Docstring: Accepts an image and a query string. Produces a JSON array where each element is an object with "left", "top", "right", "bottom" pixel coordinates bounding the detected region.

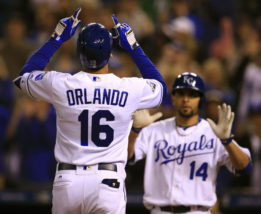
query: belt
[
  {"left": 58, "top": 163, "right": 117, "bottom": 172},
  {"left": 160, "top": 205, "right": 209, "bottom": 213}
]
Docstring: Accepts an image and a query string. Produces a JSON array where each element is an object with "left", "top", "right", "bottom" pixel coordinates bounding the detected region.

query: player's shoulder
[
  {"left": 30, "top": 70, "right": 68, "bottom": 78},
  {"left": 121, "top": 76, "right": 143, "bottom": 83}
]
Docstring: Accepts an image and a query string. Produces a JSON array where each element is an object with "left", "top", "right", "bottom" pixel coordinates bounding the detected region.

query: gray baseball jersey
[
  {"left": 18, "top": 70, "right": 163, "bottom": 169},
  {"left": 133, "top": 117, "right": 251, "bottom": 210}
]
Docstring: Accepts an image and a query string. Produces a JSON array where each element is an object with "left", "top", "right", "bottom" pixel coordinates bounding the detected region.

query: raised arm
[
  {"left": 111, "top": 15, "right": 168, "bottom": 100},
  {"left": 207, "top": 103, "right": 252, "bottom": 173},
  {"left": 19, "top": 8, "right": 82, "bottom": 76},
  {"left": 128, "top": 109, "right": 162, "bottom": 160}
]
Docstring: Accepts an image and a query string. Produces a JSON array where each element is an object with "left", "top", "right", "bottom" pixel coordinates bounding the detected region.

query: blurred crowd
[{"left": 0, "top": 0, "right": 261, "bottom": 204}]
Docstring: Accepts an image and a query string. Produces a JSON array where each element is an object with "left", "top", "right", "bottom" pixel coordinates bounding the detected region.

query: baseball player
[
  {"left": 128, "top": 72, "right": 252, "bottom": 214},
  {"left": 13, "top": 9, "right": 167, "bottom": 214}
]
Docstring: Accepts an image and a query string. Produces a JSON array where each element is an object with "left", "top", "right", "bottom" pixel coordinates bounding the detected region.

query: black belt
[
  {"left": 58, "top": 163, "right": 117, "bottom": 172},
  {"left": 160, "top": 205, "right": 209, "bottom": 213}
]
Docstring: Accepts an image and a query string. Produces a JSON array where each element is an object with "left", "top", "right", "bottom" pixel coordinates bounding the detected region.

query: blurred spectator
[
  {"left": 78, "top": 0, "right": 103, "bottom": 25},
  {"left": 3, "top": 96, "right": 56, "bottom": 189},
  {"left": 0, "top": 56, "right": 14, "bottom": 189},
  {"left": 246, "top": 106, "right": 261, "bottom": 192},
  {"left": 156, "top": 40, "right": 201, "bottom": 117},
  {"left": 209, "top": 17, "right": 236, "bottom": 61},
  {"left": 51, "top": 53, "right": 79, "bottom": 74},
  {"left": 229, "top": 17, "right": 261, "bottom": 109},
  {"left": 0, "top": 14, "right": 33, "bottom": 80},
  {"left": 0, "top": 56, "right": 14, "bottom": 144},
  {"left": 109, "top": 53, "right": 137, "bottom": 78},
  {"left": 160, "top": 0, "right": 204, "bottom": 60},
  {"left": 202, "top": 57, "right": 235, "bottom": 107},
  {"left": 115, "top": 0, "right": 155, "bottom": 54},
  {"left": 56, "top": 0, "right": 75, "bottom": 17},
  {"left": 30, "top": 2, "right": 58, "bottom": 44},
  {"left": 162, "top": 15, "right": 198, "bottom": 59},
  {"left": 237, "top": 50, "right": 261, "bottom": 125}
]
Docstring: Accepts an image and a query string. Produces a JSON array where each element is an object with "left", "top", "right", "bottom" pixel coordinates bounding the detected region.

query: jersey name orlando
[{"left": 66, "top": 88, "right": 128, "bottom": 107}]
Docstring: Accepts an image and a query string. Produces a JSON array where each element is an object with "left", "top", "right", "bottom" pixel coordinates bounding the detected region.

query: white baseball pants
[{"left": 52, "top": 163, "right": 126, "bottom": 214}]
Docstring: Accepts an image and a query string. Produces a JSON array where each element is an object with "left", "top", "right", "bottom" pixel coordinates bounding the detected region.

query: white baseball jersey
[
  {"left": 18, "top": 70, "right": 163, "bottom": 169},
  {"left": 133, "top": 117, "right": 251, "bottom": 210}
]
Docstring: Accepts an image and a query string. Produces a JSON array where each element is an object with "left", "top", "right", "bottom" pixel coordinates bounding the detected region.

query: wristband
[
  {"left": 131, "top": 127, "right": 142, "bottom": 133},
  {"left": 221, "top": 135, "right": 234, "bottom": 145}
]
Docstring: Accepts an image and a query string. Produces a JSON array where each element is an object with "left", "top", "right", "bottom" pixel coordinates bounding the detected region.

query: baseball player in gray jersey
[
  {"left": 128, "top": 72, "right": 252, "bottom": 214},
  {"left": 13, "top": 9, "right": 167, "bottom": 214}
]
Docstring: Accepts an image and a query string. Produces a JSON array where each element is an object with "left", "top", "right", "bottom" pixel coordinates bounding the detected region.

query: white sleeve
[
  {"left": 19, "top": 70, "right": 56, "bottom": 102},
  {"left": 134, "top": 127, "right": 150, "bottom": 162},
  {"left": 216, "top": 139, "right": 251, "bottom": 174},
  {"left": 136, "top": 78, "right": 163, "bottom": 109}
]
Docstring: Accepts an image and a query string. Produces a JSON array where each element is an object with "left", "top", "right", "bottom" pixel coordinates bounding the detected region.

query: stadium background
[{"left": 0, "top": 0, "right": 261, "bottom": 213}]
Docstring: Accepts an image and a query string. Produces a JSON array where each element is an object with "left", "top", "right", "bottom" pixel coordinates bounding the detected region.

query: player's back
[{"left": 47, "top": 71, "right": 163, "bottom": 166}]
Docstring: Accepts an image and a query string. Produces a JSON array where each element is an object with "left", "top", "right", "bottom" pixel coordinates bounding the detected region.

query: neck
[
  {"left": 84, "top": 64, "right": 109, "bottom": 74},
  {"left": 176, "top": 114, "right": 199, "bottom": 127}
]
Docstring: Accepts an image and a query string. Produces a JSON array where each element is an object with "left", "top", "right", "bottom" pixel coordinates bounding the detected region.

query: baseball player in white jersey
[
  {"left": 128, "top": 72, "right": 252, "bottom": 214},
  {"left": 13, "top": 9, "right": 168, "bottom": 214}
]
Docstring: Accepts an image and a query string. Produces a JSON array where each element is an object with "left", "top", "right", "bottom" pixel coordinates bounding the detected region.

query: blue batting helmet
[
  {"left": 172, "top": 72, "right": 205, "bottom": 96},
  {"left": 77, "top": 23, "right": 113, "bottom": 70}
]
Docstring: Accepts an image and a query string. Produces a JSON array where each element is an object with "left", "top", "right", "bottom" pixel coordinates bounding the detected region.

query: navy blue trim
[
  {"left": 130, "top": 47, "right": 168, "bottom": 101},
  {"left": 131, "top": 127, "right": 142, "bottom": 133},
  {"left": 221, "top": 136, "right": 234, "bottom": 145},
  {"left": 19, "top": 38, "right": 62, "bottom": 76},
  {"left": 179, "top": 118, "right": 202, "bottom": 130}
]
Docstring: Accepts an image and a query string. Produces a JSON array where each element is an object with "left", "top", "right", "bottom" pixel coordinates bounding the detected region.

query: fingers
[
  {"left": 112, "top": 14, "right": 120, "bottom": 27},
  {"left": 206, "top": 118, "right": 216, "bottom": 130},
  {"left": 218, "top": 103, "right": 234, "bottom": 121},
  {"left": 73, "top": 8, "right": 81, "bottom": 19},
  {"left": 226, "top": 104, "right": 231, "bottom": 120},
  {"left": 151, "top": 112, "right": 163, "bottom": 122},
  {"left": 229, "top": 112, "right": 235, "bottom": 124},
  {"left": 71, "top": 20, "right": 82, "bottom": 33}
]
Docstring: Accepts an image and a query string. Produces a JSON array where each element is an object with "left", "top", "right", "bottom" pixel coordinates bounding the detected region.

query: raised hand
[
  {"left": 207, "top": 103, "right": 235, "bottom": 141},
  {"left": 133, "top": 109, "right": 163, "bottom": 129},
  {"left": 111, "top": 14, "right": 140, "bottom": 52},
  {"left": 52, "top": 8, "right": 82, "bottom": 43}
]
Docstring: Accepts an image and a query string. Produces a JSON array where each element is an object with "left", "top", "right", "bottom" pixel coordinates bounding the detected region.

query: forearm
[
  {"left": 130, "top": 47, "right": 168, "bottom": 99},
  {"left": 128, "top": 130, "right": 139, "bottom": 160},
  {"left": 20, "top": 38, "right": 62, "bottom": 76},
  {"left": 225, "top": 140, "right": 250, "bottom": 170}
]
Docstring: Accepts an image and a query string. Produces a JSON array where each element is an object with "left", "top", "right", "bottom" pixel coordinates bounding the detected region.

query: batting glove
[
  {"left": 133, "top": 109, "right": 163, "bottom": 129},
  {"left": 52, "top": 8, "right": 82, "bottom": 43},
  {"left": 111, "top": 14, "right": 140, "bottom": 52},
  {"left": 207, "top": 103, "right": 235, "bottom": 144}
]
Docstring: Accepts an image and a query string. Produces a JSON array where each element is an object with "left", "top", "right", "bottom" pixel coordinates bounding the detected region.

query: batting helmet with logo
[
  {"left": 172, "top": 72, "right": 205, "bottom": 96},
  {"left": 77, "top": 23, "right": 113, "bottom": 70}
]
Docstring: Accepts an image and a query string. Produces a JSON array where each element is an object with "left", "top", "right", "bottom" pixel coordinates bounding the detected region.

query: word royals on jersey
[
  {"left": 154, "top": 134, "right": 215, "bottom": 165},
  {"left": 66, "top": 88, "right": 129, "bottom": 107}
]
